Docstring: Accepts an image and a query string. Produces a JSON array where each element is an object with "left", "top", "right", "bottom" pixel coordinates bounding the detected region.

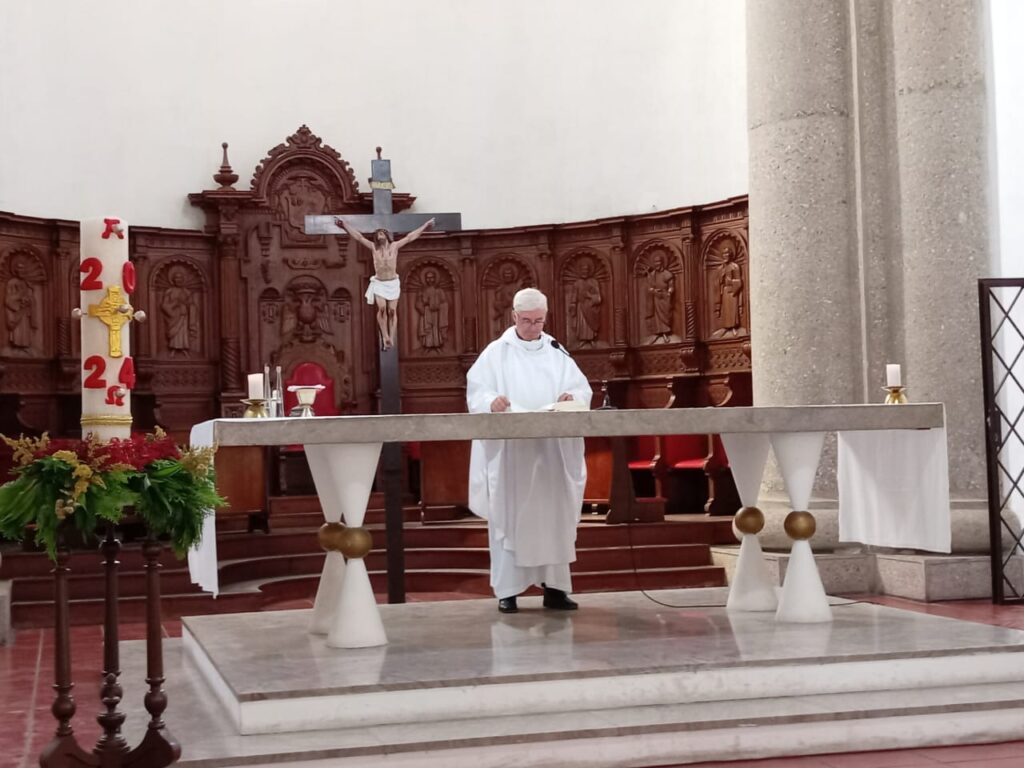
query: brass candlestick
[
  {"left": 241, "top": 398, "right": 269, "bottom": 418},
  {"left": 883, "top": 386, "right": 908, "bottom": 405}
]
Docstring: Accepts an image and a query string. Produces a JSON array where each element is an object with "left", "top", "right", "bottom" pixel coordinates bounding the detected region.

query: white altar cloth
[
  {"left": 187, "top": 419, "right": 220, "bottom": 595},
  {"left": 837, "top": 428, "right": 951, "bottom": 553}
]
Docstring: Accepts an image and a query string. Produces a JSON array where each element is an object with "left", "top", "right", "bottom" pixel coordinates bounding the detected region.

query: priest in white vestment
[{"left": 466, "top": 288, "right": 593, "bottom": 613}]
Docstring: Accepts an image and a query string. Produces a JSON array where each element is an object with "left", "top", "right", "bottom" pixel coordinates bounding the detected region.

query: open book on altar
[{"left": 508, "top": 399, "right": 589, "bottom": 413}]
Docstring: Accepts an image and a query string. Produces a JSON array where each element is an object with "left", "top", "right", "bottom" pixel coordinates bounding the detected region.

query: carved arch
[
  {"left": 152, "top": 257, "right": 207, "bottom": 358},
  {"left": 250, "top": 125, "right": 361, "bottom": 204},
  {"left": 701, "top": 230, "right": 748, "bottom": 340},
  {"left": 557, "top": 248, "right": 611, "bottom": 349},
  {"left": 0, "top": 246, "right": 47, "bottom": 356},
  {"left": 402, "top": 257, "right": 459, "bottom": 355},
  {"left": 631, "top": 239, "right": 683, "bottom": 346},
  {"left": 480, "top": 254, "right": 536, "bottom": 339}
]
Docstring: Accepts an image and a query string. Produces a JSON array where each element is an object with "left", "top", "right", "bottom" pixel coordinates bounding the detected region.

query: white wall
[
  {"left": 990, "top": 0, "right": 1024, "bottom": 278},
  {"left": 0, "top": 0, "right": 748, "bottom": 231}
]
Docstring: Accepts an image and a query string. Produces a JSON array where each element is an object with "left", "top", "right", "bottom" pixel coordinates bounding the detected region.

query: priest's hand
[
  {"left": 557, "top": 393, "right": 574, "bottom": 402},
  {"left": 490, "top": 395, "right": 511, "bottom": 412}
]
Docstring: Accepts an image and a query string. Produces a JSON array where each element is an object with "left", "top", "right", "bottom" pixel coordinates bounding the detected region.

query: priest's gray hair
[{"left": 513, "top": 288, "right": 548, "bottom": 312}]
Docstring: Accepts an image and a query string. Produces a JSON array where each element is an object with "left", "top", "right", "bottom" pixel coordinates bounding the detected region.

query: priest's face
[{"left": 513, "top": 308, "right": 546, "bottom": 341}]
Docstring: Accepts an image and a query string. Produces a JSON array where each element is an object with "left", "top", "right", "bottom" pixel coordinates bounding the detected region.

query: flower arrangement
[{"left": 0, "top": 428, "right": 224, "bottom": 560}]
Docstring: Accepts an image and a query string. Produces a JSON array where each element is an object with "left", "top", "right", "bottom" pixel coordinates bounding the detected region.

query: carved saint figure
[
  {"left": 415, "top": 268, "right": 450, "bottom": 352},
  {"left": 492, "top": 263, "right": 521, "bottom": 335},
  {"left": 336, "top": 217, "right": 434, "bottom": 350},
  {"left": 712, "top": 240, "right": 745, "bottom": 338},
  {"left": 3, "top": 256, "right": 39, "bottom": 350},
  {"left": 161, "top": 267, "right": 200, "bottom": 356},
  {"left": 642, "top": 251, "right": 675, "bottom": 343},
  {"left": 567, "top": 257, "right": 603, "bottom": 347}
]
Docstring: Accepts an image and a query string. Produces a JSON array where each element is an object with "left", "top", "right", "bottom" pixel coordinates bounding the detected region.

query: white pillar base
[
  {"left": 310, "top": 552, "right": 346, "bottom": 635},
  {"left": 726, "top": 534, "right": 778, "bottom": 613},
  {"left": 776, "top": 539, "right": 832, "bottom": 623},
  {"left": 327, "top": 559, "right": 387, "bottom": 648},
  {"left": 305, "top": 442, "right": 384, "bottom": 646}
]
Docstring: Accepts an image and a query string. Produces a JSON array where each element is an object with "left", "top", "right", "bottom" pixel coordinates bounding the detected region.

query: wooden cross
[{"left": 305, "top": 148, "right": 462, "bottom": 604}]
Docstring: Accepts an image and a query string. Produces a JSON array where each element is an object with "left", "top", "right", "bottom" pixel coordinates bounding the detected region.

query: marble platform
[{"left": 110, "top": 588, "right": 1024, "bottom": 766}]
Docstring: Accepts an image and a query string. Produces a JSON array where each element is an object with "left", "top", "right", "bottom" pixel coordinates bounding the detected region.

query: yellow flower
[
  {"left": 52, "top": 450, "right": 80, "bottom": 466},
  {"left": 179, "top": 445, "right": 217, "bottom": 479},
  {"left": 2, "top": 433, "right": 51, "bottom": 467}
]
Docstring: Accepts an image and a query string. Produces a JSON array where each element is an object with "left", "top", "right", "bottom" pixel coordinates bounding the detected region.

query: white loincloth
[{"left": 366, "top": 276, "right": 400, "bottom": 304}]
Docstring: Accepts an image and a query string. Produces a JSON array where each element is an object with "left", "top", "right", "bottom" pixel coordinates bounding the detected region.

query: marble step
[
  {"left": 145, "top": 590, "right": 1024, "bottom": 766},
  {"left": 157, "top": 675, "right": 1024, "bottom": 767}
]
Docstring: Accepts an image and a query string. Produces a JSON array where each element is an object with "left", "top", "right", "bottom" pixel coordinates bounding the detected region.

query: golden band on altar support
[{"left": 80, "top": 414, "right": 134, "bottom": 426}]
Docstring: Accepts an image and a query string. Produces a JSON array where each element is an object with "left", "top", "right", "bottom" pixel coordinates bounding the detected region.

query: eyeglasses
[{"left": 515, "top": 316, "right": 546, "bottom": 327}]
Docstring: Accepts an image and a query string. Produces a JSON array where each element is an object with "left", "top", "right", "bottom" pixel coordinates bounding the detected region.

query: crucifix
[{"left": 305, "top": 148, "right": 461, "bottom": 603}]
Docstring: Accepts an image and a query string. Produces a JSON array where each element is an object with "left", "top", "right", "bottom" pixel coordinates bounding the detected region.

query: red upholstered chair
[
  {"left": 627, "top": 435, "right": 664, "bottom": 500},
  {"left": 661, "top": 434, "right": 711, "bottom": 471},
  {"left": 275, "top": 362, "right": 339, "bottom": 499},
  {"left": 283, "top": 362, "right": 339, "bottom": 417},
  {"left": 704, "top": 434, "right": 741, "bottom": 516},
  {"left": 660, "top": 434, "right": 712, "bottom": 513}
]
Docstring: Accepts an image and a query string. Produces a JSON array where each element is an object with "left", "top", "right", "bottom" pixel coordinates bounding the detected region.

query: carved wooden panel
[
  {"left": 701, "top": 230, "right": 749, "bottom": 342},
  {"left": 631, "top": 239, "right": 684, "bottom": 346},
  {"left": 1, "top": 246, "right": 48, "bottom": 357},
  {"left": 0, "top": 128, "right": 750, "bottom": 459}
]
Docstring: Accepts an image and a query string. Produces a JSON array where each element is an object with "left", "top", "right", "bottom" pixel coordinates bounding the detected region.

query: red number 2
[
  {"left": 83, "top": 356, "right": 107, "bottom": 388},
  {"left": 80, "top": 258, "right": 104, "bottom": 290}
]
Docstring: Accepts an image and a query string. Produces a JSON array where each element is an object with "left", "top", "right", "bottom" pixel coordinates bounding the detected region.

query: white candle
[
  {"left": 886, "top": 364, "right": 901, "bottom": 388},
  {"left": 247, "top": 373, "right": 265, "bottom": 400},
  {"left": 80, "top": 217, "right": 133, "bottom": 441}
]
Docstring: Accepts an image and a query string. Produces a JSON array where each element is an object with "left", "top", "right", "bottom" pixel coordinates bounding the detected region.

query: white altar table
[{"left": 189, "top": 403, "right": 946, "bottom": 646}]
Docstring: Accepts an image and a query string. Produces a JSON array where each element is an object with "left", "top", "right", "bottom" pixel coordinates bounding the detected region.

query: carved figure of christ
[{"left": 335, "top": 217, "right": 434, "bottom": 350}]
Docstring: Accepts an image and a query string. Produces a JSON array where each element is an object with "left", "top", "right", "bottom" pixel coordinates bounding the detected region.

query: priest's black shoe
[
  {"left": 498, "top": 596, "right": 519, "bottom": 614},
  {"left": 542, "top": 585, "right": 578, "bottom": 610}
]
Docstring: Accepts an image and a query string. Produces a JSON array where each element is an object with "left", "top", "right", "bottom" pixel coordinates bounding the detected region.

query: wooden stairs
[{"left": 1, "top": 495, "right": 737, "bottom": 628}]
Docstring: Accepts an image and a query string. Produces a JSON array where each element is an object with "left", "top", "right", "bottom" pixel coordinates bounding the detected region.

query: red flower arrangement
[{"left": 0, "top": 429, "right": 223, "bottom": 559}]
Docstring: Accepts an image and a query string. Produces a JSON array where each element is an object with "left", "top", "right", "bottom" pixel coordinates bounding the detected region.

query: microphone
[{"left": 550, "top": 338, "right": 572, "bottom": 357}]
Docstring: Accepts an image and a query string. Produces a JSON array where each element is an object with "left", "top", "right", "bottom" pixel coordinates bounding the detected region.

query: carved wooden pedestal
[{"left": 40, "top": 526, "right": 180, "bottom": 768}]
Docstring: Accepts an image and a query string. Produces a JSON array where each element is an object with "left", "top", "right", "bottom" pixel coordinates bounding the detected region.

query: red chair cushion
[
  {"left": 628, "top": 435, "right": 659, "bottom": 470},
  {"left": 662, "top": 434, "right": 709, "bottom": 470}
]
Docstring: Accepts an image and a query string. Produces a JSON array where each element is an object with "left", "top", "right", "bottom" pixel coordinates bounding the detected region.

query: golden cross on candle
[{"left": 87, "top": 285, "right": 131, "bottom": 358}]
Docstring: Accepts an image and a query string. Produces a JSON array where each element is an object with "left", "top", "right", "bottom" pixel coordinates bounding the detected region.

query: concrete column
[
  {"left": 891, "top": 0, "right": 991, "bottom": 497},
  {"left": 747, "top": 0, "right": 992, "bottom": 501},
  {"left": 747, "top": 0, "right": 861, "bottom": 495}
]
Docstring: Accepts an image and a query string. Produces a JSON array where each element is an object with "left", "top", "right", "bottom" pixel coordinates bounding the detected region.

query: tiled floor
[{"left": 1, "top": 595, "right": 1023, "bottom": 768}]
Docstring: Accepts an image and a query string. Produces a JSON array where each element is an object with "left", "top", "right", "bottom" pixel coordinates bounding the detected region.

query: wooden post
[
  {"left": 123, "top": 538, "right": 180, "bottom": 767},
  {"left": 39, "top": 531, "right": 95, "bottom": 768},
  {"left": 95, "top": 526, "right": 129, "bottom": 757}
]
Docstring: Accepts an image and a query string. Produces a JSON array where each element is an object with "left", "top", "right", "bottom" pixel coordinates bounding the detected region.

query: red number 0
[
  {"left": 83, "top": 356, "right": 107, "bottom": 388},
  {"left": 80, "top": 258, "right": 104, "bottom": 290}
]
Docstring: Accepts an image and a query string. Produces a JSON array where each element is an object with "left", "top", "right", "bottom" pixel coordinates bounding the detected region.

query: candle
[
  {"left": 79, "top": 217, "right": 133, "bottom": 441},
  {"left": 886, "top": 364, "right": 901, "bottom": 388},
  {"left": 247, "top": 373, "right": 265, "bottom": 400}
]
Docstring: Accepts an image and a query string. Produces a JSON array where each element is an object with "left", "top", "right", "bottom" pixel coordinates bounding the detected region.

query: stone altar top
[{"left": 190, "top": 403, "right": 944, "bottom": 447}]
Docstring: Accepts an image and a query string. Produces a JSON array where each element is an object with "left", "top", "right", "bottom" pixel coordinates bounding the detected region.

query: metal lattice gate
[{"left": 979, "top": 278, "right": 1024, "bottom": 603}]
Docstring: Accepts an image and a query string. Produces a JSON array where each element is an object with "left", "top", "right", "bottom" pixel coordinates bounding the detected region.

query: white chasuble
[{"left": 466, "top": 328, "right": 592, "bottom": 598}]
